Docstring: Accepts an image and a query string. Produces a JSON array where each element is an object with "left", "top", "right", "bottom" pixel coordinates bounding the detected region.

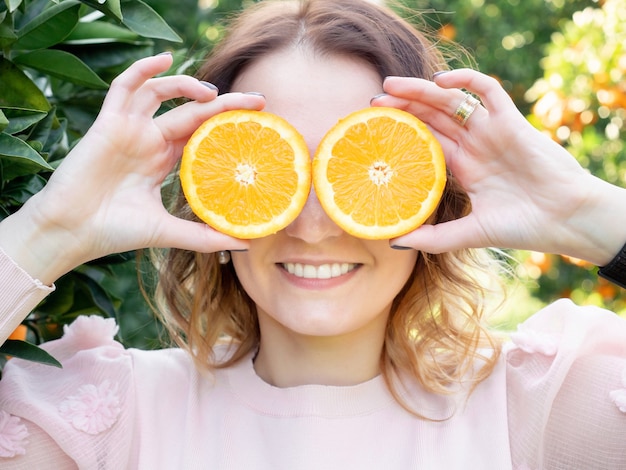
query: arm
[
  {"left": 0, "top": 54, "right": 263, "bottom": 287},
  {"left": 372, "top": 69, "right": 626, "bottom": 268},
  {"left": 0, "top": 54, "right": 264, "bottom": 337}
]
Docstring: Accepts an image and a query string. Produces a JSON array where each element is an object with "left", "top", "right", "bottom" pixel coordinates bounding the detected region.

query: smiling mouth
[{"left": 281, "top": 262, "right": 358, "bottom": 279}]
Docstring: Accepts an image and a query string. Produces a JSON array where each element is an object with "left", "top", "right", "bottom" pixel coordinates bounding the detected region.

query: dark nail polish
[
  {"left": 391, "top": 245, "right": 413, "bottom": 251},
  {"left": 370, "top": 93, "right": 388, "bottom": 105},
  {"left": 230, "top": 249, "right": 248, "bottom": 252},
  {"left": 200, "top": 81, "right": 218, "bottom": 91},
  {"left": 432, "top": 71, "right": 449, "bottom": 78},
  {"left": 156, "top": 51, "right": 173, "bottom": 56},
  {"left": 244, "top": 91, "right": 265, "bottom": 98}
]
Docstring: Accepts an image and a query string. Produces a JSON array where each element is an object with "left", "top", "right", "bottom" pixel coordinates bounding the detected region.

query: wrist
[
  {"left": 562, "top": 176, "right": 626, "bottom": 266},
  {"left": 0, "top": 195, "right": 87, "bottom": 285}
]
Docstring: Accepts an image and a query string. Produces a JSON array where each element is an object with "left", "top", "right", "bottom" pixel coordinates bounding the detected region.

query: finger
[
  {"left": 432, "top": 69, "right": 516, "bottom": 115},
  {"left": 390, "top": 216, "right": 486, "bottom": 254},
  {"left": 131, "top": 75, "right": 219, "bottom": 116},
  {"left": 378, "top": 77, "right": 488, "bottom": 133},
  {"left": 155, "top": 92, "right": 266, "bottom": 143},
  {"left": 155, "top": 215, "right": 251, "bottom": 253},
  {"left": 102, "top": 54, "right": 175, "bottom": 112}
]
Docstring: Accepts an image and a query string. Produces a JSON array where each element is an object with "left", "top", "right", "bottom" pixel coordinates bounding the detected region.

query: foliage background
[{"left": 1, "top": 0, "right": 624, "bottom": 359}]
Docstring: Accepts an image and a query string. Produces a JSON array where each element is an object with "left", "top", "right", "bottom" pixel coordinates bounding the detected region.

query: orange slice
[
  {"left": 180, "top": 110, "right": 311, "bottom": 238},
  {"left": 313, "top": 107, "right": 446, "bottom": 239}
]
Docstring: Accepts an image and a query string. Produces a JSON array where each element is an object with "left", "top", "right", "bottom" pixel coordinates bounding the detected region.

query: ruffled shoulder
[
  {"left": 505, "top": 299, "right": 626, "bottom": 469},
  {"left": 0, "top": 315, "right": 134, "bottom": 468}
]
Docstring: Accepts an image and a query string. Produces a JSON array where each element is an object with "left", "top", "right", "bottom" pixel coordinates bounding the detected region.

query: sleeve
[
  {"left": 0, "top": 315, "right": 136, "bottom": 469},
  {"left": 0, "top": 247, "right": 54, "bottom": 343},
  {"left": 506, "top": 298, "right": 626, "bottom": 469}
]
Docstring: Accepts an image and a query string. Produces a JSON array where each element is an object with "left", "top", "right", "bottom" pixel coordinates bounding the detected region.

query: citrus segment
[
  {"left": 180, "top": 110, "right": 311, "bottom": 238},
  {"left": 313, "top": 107, "right": 446, "bottom": 239}
]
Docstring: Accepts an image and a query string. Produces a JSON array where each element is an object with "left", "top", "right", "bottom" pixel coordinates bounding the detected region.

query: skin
[
  {"left": 0, "top": 52, "right": 625, "bottom": 387},
  {"left": 230, "top": 48, "right": 418, "bottom": 387}
]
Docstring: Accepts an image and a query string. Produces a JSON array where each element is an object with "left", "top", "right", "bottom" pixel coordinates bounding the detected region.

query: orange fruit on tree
[
  {"left": 8, "top": 324, "right": 28, "bottom": 341},
  {"left": 313, "top": 107, "right": 446, "bottom": 239},
  {"left": 181, "top": 110, "right": 311, "bottom": 238}
]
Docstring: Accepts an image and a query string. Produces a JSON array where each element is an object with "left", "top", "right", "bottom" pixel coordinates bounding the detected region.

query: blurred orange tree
[
  {"left": 519, "top": 0, "right": 626, "bottom": 317},
  {"left": 393, "top": 0, "right": 626, "bottom": 322}
]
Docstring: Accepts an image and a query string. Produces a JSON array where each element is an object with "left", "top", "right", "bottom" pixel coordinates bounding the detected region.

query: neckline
[{"left": 224, "top": 352, "right": 397, "bottom": 418}]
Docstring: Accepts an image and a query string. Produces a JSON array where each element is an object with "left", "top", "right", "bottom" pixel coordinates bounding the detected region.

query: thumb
[
  {"left": 156, "top": 215, "right": 250, "bottom": 253},
  {"left": 390, "top": 216, "right": 486, "bottom": 254}
]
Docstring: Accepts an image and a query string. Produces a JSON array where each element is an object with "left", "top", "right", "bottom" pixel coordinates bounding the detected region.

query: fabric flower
[
  {"left": 610, "top": 366, "right": 626, "bottom": 414},
  {"left": 62, "top": 315, "right": 119, "bottom": 350},
  {"left": 610, "top": 389, "right": 626, "bottom": 413},
  {"left": 0, "top": 410, "right": 29, "bottom": 458},
  {"left": 510, "top": 324, "right": 559, "bottom": 356},
  {"left": 59, "top": 380, "right": 121, "bottom": 435}
]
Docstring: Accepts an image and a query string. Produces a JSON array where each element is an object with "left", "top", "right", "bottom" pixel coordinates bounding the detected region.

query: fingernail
[
  {"left": 391, "top": 245, "right": 414, "bottom": 250},
  {"left": 200, "top": 81, "right": 218, "bottom": 91},
  {"left": 432, "top": 71, "right": 449, "bottom": 78},
  {"left": 370, "top": 93, "right": 388, "bottom": 105},
  {"left": 231, "top": 249, "right": 248, "bottom": 252},
  {"left": 156, "top": 51, "right": 173, "bottom": 56},
  {"left": 244, "top": 91, "right": 265, "bottom": 98}
]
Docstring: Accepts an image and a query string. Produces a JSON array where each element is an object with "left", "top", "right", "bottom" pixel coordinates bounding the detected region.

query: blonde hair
[{"left": 152, "top": 0, "right": 505, "bottom": 416}]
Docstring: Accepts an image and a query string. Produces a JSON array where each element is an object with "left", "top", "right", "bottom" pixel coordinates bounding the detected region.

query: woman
[{"left": 1, "top": 0, "right": 625, "bottom": 468}]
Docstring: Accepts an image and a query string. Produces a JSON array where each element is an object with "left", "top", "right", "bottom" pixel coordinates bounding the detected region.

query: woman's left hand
[{"left": 372, "top": 69, "right": 626, "bottom": 265}]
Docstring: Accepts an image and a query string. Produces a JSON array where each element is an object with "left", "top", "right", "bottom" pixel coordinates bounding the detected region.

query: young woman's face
[{"left": 230, "top": 48, "right": 418, "bottom": 341}]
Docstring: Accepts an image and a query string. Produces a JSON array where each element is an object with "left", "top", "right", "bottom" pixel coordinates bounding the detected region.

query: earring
[{"left": 218, "top": 250, "right": 231, "bottom": 265}]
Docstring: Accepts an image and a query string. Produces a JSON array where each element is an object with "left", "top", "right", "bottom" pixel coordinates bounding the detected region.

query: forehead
[{"left": 231, "top": 48, "right": 383, "bottom": 150}]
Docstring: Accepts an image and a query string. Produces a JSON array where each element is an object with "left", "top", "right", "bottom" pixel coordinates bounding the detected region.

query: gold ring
[{"left": 452, "top": 93, "right": 480, "bottom": 126}]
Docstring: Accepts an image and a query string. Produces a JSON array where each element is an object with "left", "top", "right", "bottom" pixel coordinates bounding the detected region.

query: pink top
[{"left": 1, "top": 248, "right": 626, "bottom": 469}]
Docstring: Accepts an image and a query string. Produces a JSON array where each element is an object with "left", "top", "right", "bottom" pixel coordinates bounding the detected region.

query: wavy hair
[{"left": 153, "top": 0, "right": 506, "bottom": 417}]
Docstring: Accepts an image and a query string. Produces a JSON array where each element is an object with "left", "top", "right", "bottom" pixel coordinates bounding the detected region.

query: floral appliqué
[
  {"left": 0, "top": 410, "right": 29, "bottom": 458},
  {"left": 62, "top": 315, "right": 119, "bottom": 350},
  {"left": 59, "top": 380, "right": 121, "bottom": 435},
  {"left": 510, "top": 324, "right": 559, "bottom": 356},
  {"left": 609, "top": 366, "right": 626, "bottom": 413}
]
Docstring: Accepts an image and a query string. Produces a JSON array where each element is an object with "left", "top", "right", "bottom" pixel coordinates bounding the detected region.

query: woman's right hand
[{"left": 0, "top": 54, "right": 265, "bottom": 284}]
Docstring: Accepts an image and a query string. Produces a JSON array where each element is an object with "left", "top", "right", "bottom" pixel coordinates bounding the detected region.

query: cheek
[
  {"left": 378, "top": 249, "right": 419, "bottom": 297},
  {"left": 230, "top": 239, "right": 274, "bottom": 294},
  {"left": 373, "top": 243, "right": 419, "bottom": 275}
]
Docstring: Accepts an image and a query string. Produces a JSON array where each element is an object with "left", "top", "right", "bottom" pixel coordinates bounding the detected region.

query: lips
[{"left": 282, "top": 262, "right": 358, "bottom": 279}]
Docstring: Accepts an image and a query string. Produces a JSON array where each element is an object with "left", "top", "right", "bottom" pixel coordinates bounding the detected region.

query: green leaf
[
  {"left": 64, "top": 20, "right": 147, "bottom": 45},
  {"left": 0, "top": 57, "right": 51, "bottom": 112},
  {"left": 86, "top": 251, "right": 137, "bottom": 266},
  {"left": 0, "top": 132, "right": 54, "bottom": 179},
  {"left": 15, "top": 1, "right": 80, "bottom": 50},
  {"left": 13, "top": 50, "right": 109, "bottom": 89},
  {"left": 79, "top": 0, "right": 123, "bottom": 22},
  {"left": 26, "top": 106, "right": 56, "bottom": 150},
  {"left": 6, "top": 0, "right": 23, "bottom": 14},
  {"left": 0, "top": 340, "right": 62, "bottom": 367},
  {"left": 121, "top": 0, "right": 182, "bottom": 43},
  {"left": 75, "top": 272, "right": 117, "bottom": 317},
  {"left": 0, "top": 173, "right": 46, "bottom": 205},
  {"left": 0, "top": 110, "right": 8, "bottom": 133},
  {"left": 1, "top": 109, "right": 47, "bottom": 134},
  {"left": 0, "top": 13, "right": 17, "bottom": 49},
  {"left": 37, "top": 274, "right": 75, "bottom": 316}
]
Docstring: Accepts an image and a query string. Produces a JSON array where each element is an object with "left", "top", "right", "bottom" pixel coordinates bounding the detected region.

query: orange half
[
  {"left": 313, "top": 107, "right": 446, "bottom": 239},
  {"left": 180, "top": 110, "right": 311, "bottom": 238}
]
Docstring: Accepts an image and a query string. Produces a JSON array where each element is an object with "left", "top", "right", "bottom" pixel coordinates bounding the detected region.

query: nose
[{"left": 284, "top": 187, "right": 344, "bottom": 243}]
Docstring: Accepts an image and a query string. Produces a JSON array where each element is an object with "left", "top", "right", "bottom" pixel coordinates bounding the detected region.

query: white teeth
[{"left": 283, "top": 262, "right": 356, "bottom": 279}]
